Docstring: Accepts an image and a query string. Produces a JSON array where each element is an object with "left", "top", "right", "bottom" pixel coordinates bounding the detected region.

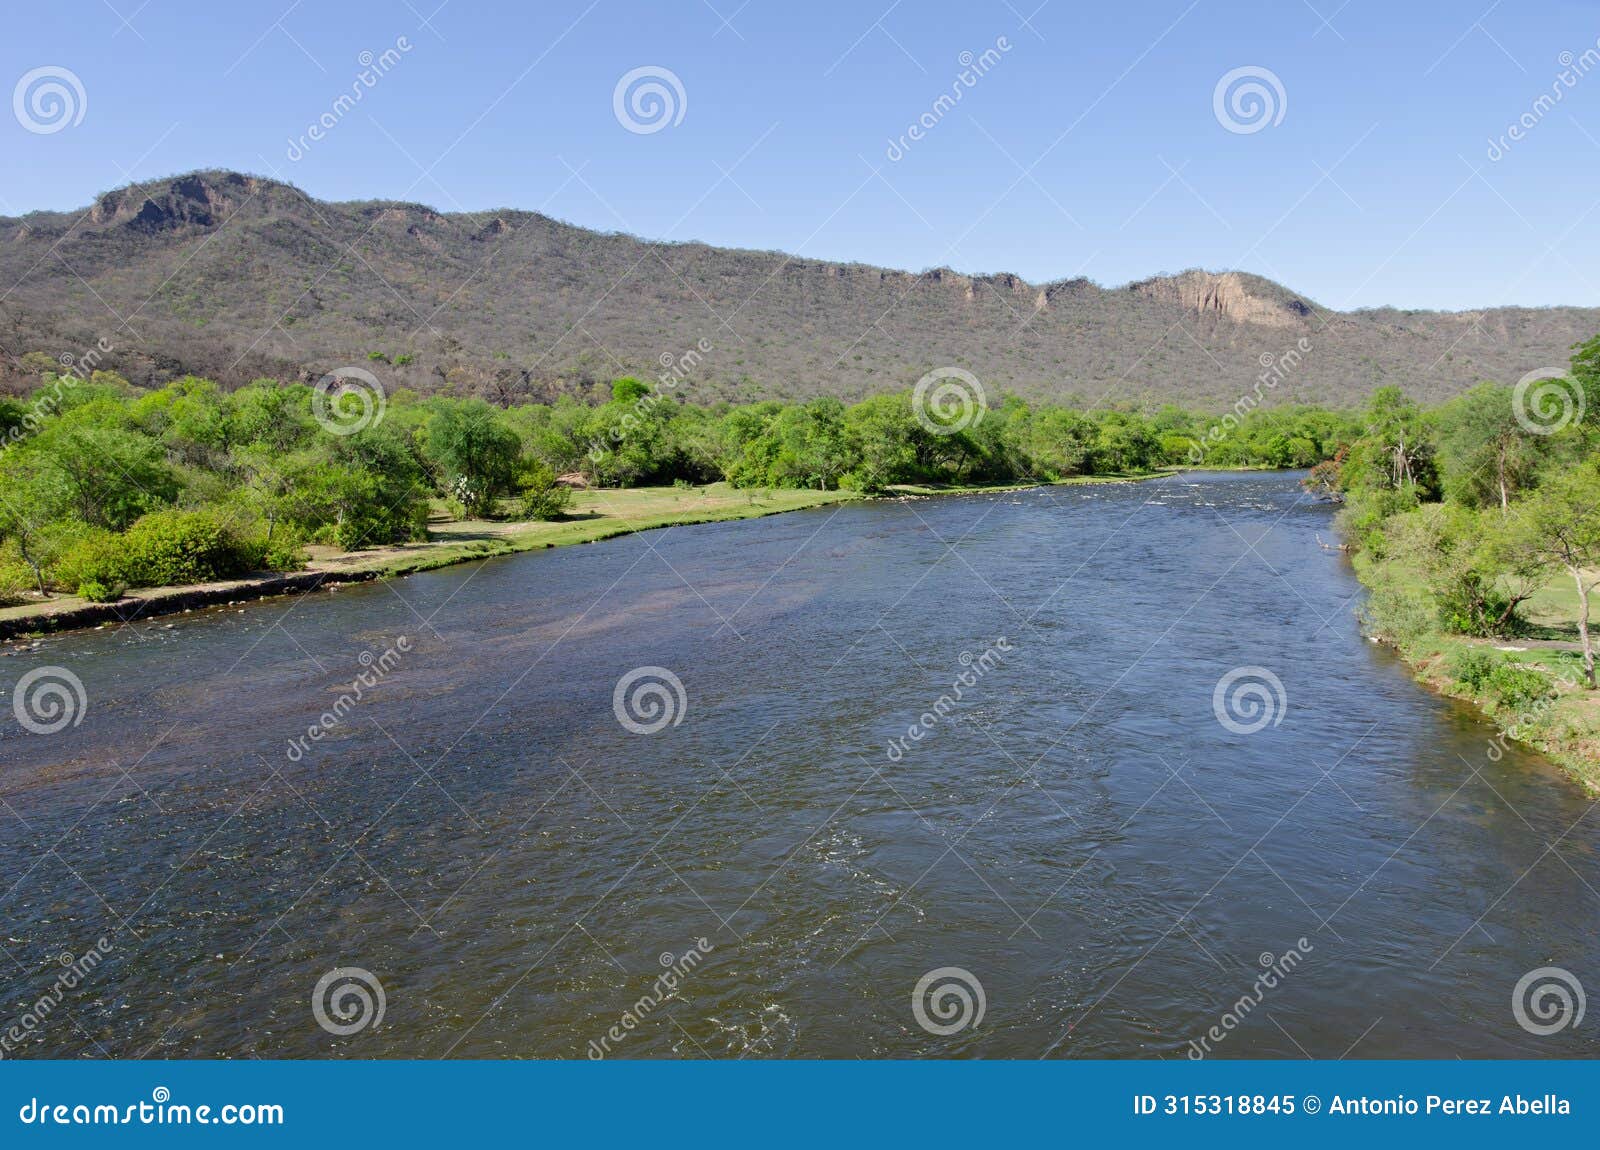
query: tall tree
[{"left": 1499, "top": 468, "right": 1600, "bottom": 687}]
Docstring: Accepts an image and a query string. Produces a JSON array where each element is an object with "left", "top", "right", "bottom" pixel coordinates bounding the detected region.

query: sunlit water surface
[{"left": 1, "top": 472, "right": 1595, "bottom": 1058}]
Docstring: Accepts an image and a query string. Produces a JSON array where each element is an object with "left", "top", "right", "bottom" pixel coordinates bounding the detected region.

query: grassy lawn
[
  {"left": 306, "top": 482, "right": 859, "bottom": 578},
  {"left": 1520, "top": 568, "right": 1598, "bottom": 638}
]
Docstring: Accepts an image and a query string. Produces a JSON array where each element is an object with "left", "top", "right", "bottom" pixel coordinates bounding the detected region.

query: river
[{"left": 1, "top": 471, "right": 1595, "bottom": 1058}]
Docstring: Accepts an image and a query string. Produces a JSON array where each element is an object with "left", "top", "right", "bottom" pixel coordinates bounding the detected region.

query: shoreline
[
  {"left": 1377, "top": 636, "right": 1600, "bottom": 794},
  {"left": 1, "top": 472, "right": 1171, "bottom": 642},
  {"left": 1348, "top": 553, "right": 1600, "bottom": 794}
]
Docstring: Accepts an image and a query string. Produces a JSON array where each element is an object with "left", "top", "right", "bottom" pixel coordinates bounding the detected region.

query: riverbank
[
  {"left": 1351, "top": 551, "right": 1600, "bottom": 793},
  {"left": 0, "top": 474, "right": 1169, "bottom": 641},
  {"left": 0, "top": 483, "right": 854, "bottom": 640}
]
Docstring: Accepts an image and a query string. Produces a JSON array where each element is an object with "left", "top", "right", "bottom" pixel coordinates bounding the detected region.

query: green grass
[{"left": 1354, "top": 553, "right": 1600, "bottom": 792}]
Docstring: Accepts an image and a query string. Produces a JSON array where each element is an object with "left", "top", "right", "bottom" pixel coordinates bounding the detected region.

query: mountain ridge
[{"left": 2, "top": 169, "right": 1594, "bottom": 409}]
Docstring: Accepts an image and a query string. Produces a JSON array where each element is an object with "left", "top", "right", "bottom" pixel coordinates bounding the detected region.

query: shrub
[
  {"left": 1484, "top": 664, "right": 1554, "bottom": 714},
  {"left": 77, "top": 579, "right": 122, "bottom": 603},
  {"left": 0, "top": 563, "right": 32, "bottom": 607},
  {"left": 1447, "top": 647, "right": 1499, "bottom": 692},
  {"left": 54, "top": 527, "right": 125, "bottom": 593},
  {"left": 1436, "top": 571, "right": 1522, "bottom": 638},
  {"left": 516, "top": 463, "right": 572, "bottom": 521},
  {"left": 66, "top": 509, "right": 269, "bottom": 590},
  {"left": 1357, "top": 579, "right": 1435, "bottom": 646},
  {"left": 259, "top": 532, "right": 306, "bottom": 572}
]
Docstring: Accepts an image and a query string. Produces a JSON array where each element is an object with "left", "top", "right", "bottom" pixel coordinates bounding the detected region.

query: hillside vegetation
[{"left": 2, "top": 171, "right": 1595, "bottom": 409}]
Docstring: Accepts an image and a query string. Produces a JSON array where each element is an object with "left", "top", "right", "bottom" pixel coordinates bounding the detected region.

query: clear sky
[{"left": 4, "top": 0, "right": 1600, "bottom": 310}]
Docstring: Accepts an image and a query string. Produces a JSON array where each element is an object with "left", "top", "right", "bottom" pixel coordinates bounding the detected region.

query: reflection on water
[{"left": 0, "top": 472, "right": 1595, "bottom": 1058}]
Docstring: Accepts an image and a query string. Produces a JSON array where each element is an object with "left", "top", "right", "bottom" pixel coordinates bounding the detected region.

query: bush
[
  {"left": 54, "top": 526, "right": 125, "bottom": 592},
  {"left": 77, "top": 579, "right": 122, "bottom": 603},
  {"left": 115, "top": 509, "right": 265, "bottom": 587},
  {"left": 1484, "top": 663, "right": 1554, "bottom": 714},
  {"left": 0, "top": 563, "right": 32, "bottom": 607},
  {"left": 1447, "top": 647, "right": 1500, "bottom": 692},
  {"left": 1436, "top": 571, "right": 1522, "bottom": 638},
  {"left": 259, "top": 532, "right": 306, "bottom": 572},
  {"left": 1356, "top": 576, "right": 1435, "bottom": 646},
  {"left": 516, "top": 464, "right": 573, "bottom": 521}
]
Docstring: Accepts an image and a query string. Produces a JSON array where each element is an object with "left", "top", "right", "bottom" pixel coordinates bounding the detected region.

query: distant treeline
[{"left": 1, "top": 365, "right": 1360, "bottom": 602}]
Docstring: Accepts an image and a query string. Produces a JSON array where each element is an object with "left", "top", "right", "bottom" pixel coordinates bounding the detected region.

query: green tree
[
  {"left": 425, "top": 400, "right": 522, "bottom": 516},
  {"left": 1435, "top": 383, "right": 1548, "bottom": 512},
  {"left": 1498, "top": 468, "right": 1600, "bottom": 687},
  {"left": 27, "top": 404, "right": 177, "bottom": 529}
]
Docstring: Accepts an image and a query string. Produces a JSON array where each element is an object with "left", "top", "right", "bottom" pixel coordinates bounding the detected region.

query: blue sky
[{"left": 3, "top": 0, "right": 1599, "bottom": 309}]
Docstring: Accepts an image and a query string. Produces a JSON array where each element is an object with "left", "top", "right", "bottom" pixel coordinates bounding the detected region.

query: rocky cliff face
[
  {"left": 1128, "top": 270, "right": 1315, "bottom": 328},
  {"left": 1, "top": 171, "right": 1594, "bottom": 408}
]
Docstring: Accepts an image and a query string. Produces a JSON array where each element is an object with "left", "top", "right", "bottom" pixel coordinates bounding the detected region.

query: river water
[{"left": 1, "top": 472, "right": 1595, "bottom": 1059}]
